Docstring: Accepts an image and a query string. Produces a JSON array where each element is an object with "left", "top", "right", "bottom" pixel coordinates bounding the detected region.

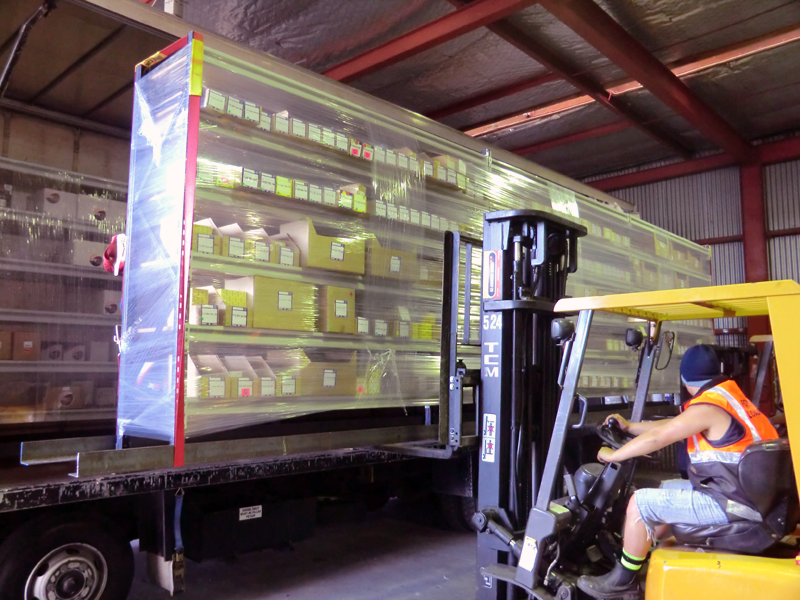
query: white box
[
  {"left": 72, "top": 240, "right": 107, "bottom": 268},
  {"left": 77, "top": 195, "right": 126, "bottom": 231},
  {"left": 31, "top": 188, "right": 77, "bottom": 220},
  {"left": 103, "top": 290, "right": 122, "bottom": 314},
  {"left": 90, "top": 341, "right": 110, "bottom": 362},
  {"left": 72, "top": 239, "right": 107, "bottom": 267},
  {"left": 63, "top": 344, "right": 87, "bottom": 362}
]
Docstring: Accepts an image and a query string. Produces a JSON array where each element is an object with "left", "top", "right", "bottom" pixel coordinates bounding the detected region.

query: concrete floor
[{"left": 128, "top": 499, "right": 476, "bottom": 600}]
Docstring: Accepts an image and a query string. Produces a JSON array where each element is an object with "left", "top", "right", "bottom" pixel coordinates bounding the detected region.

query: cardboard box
[
  {"left": 71, "top": 240, "right": 107, "bottom": 268},
  {"left": 96, "top": 387, "right": 117, "bottom": 408},
  {"left": 187, "top": 355, "right": 231, "bottom": 398},
  {"left": 221, "top": 356, "right": 260, "bottom": 398},
  {"left": 191, "top": 222, "right": 221, "bottom": 255},
  {"left": 13, "top": 331, "right": 41, "bottom": 360},
  {"left": 103, "top": 290, "right": 122, "bottom": 315},
  {"left": 320, "top": 286, "right": 356, "bottom": 334},
  {"left": 201, "top": 88, "right": 227, "bottom": 113},
  {"left": 246, "top": 357, "right": 278, "bottom": 398},
  {"left": 391, "top": 307, "right": 412, "bottom": 339},
  {"left": 273, "top": 112, "right": 290, "bottom": 135},
  {"left": 418, "top": 259, "right": 442, "bottom": 286},
  {"left": 90, "top": 341, "right": 110, "bottom": 362},
  {"left": 366, "top": 237, "right": 418, "bottom": 281},
  {"left": 76, "top": 195, "right": 126, "bottom": 230},
  {"left": 63, "top": 344, "right": 87, "bottom": 362},
  {"left": 299, "top": 351, "right": 357, "bottom": 396},
  {"left": 338, "top": 183, "right": 367, "bottom": 213},
  {"left": 30, "top": 188, "right": 78, "bottom": 220},
  {"left": 277, "top": 219, "right": 365, "bottom": 274},
  {"left": 225, "top": 276, "right": 317, "bottom": 332},
  {"left": 44, "top": 385, "right": 83, "bottom": 411},
  {"left": 217, "top": 224, "right": 247, "bottom": 259},
  {"left": 217, "top": 289, "right": 249, "bottom": 327},
  {"left": 240, "top": 228, "right": 299, "bottom": 267},
  {"left": 0, "top": 331, "right": 11, "bottom": 360}
]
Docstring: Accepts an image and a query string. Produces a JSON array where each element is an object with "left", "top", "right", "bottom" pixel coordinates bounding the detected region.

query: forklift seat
[{"left": 672, "top": 439, "right": 800, "bottom": 554}]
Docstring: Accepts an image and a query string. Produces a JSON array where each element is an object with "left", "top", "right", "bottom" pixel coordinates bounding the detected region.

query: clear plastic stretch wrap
[
  {"left": 119, "top": 37, "right": 713, "bottom": 442},
  {"left": 0, "top": 159, "right": 125, "bottom": 425}
]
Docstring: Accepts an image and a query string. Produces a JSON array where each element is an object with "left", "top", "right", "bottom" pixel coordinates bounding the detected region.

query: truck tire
[
  {"left": 0, "top": 512, "right": 134, "bottom": 600},
  {"left": 438, "top": 494, "right": 478, "bottom": 531}
]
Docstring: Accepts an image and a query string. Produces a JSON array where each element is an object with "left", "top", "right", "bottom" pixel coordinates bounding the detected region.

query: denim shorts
[{"left": 633, "top": 479, "right": 729, "bottom": 538}]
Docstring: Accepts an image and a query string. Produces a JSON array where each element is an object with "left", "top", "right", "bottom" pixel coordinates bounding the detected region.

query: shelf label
[
  {"left": 239, "top": 505, "right": 262, "bottom": 521},
  {"left": 322, "top": 127, "right": 335, "bottom": 147},
  {"left": 363, "top": 144, "right": 374, "bottom": 161},
  {"left": 330, "top": 241, "right": 346, "bottom": 262},
  {"left": 254, "top": 241, "right": 271, "bottom": 262},
  {"left": 323, "top": 369, "right": 337, "bottom": 388},
  {"left": 335, "top": 132, "right": 349, "bottom": 152},
  {"left": 228, "top": 237, "right": 245, "bottom": 258},
  {"left": 278, "top": 291, "right": 293, "bottom": 311},
  {"left": 244, "top": 102, "right": 260, "bottom": 123},
  {"left": 421, "top": 212, "right": 431, "bottom": 228},
  {"left": 257, "top": 111, "right": 271, "bottom": 131},
  {"left": 349, "top": 139, "right": 362, "bottom": 158},
  {"left": 242, "top": 168, "right": 259, "bottom": 189},
  {"left": 375, "top": 319, "right": 388, "bottom": 337},
  {"left": 390, "top": 256, "right": 401, "bottom": 274},
  {"left": 204, "top": 89, "right": 226, "bottom": 112},
  {"left": 197, "top": 234, "right": 215, "bottom": 254},
  {"left": 399, "top": 206, "right": 410, "bottom": 222},
  {"left": 226, "top": 97, "right": 244, "bottom": 119},
  {"left": 339, "top": 191, "right": 354, "bottom": 209},
  {"left": 281, "top": 376, "right": 296, "bottom": 396},
  {"left": 208, "top": 376, "right": 226, "bottom": 398},
  {"left": 308, "top": 123, "right": 322, "bottom": 143},
  {"left": 423, "top": 161, "right": 433, "bottom": 178},
  {"left": 276, "top": 176, "right": 292, "bottom": 197},
  {"left": 399, "top": 322, "right": 410, "bottom": 338},
  {"left": 385, "top": 149, "right": 397, "bottom": 166},
  {"left": 420, "top": 265, "right": 429, "bottom": 281},
  {"left": 293, "top": 180, "right": 309, "bottom": 200},
  {"left": 309, "top": 184, "right": 323, "bottom": 203},
  {"left": 261, "top": 377, "right": 276, "bottom": 397},
  {"left": 200, "top": 305, "right": 218, "bottom": 325},
  {"left": 397, "top": 154, "right": 409, "bottom": 170},
  {"left": 353, "top": 193, "right": 367, "bottom": 213},
  {"left": 374, "top": 147, "right": 386, "bottom": 163},
  {"left": 387, "top": 204, "right": 398, "bottom": 220},
  {"left": 435, "top": 166, "right": 447, "bottom": 182},
  {"left": 431, "top": 215, "right": 441, "bottom": 230},
  {"left": 447, "top": 169, "right": 457, "bottom": 185},
  {"left": 357, "top": 317, "right": 369, "bottom": 334},
  {"left": 279, "top": 247, "right": 295, "bottom": 266},
  {"left": 410, "top": 209, "right": 420, "bottom": 225},
  {"left": 274, "top": 114, "right": 290, "bottom": 134},
  {"left": 335, "top": 299, "right": 348, "bottom": 318},
  {"left": 259, "top": 173, "right": 276, "bottom": 193},
  {"left": 237, "top": 377, "right": 254, "bottom": 396},
  {"left": 409, "top": 157, "right": 420, "bottom": 175},
  {"left": 230, "top": 306, "right": 247, "bottom": 327},
  {"left": 375, "top": 200, "right": 387, "bottom": 217},
  {"left": 291, "top": 118, "right": 306, "bottom": 138}
]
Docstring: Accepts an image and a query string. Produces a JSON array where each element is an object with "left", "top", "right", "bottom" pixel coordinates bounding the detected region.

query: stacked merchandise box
[
  {"left": 117, "top": 36, "right": 712, "bottom": 449},
  {"left": 0, "top": 158, "right": 125, "bottom": 426}
]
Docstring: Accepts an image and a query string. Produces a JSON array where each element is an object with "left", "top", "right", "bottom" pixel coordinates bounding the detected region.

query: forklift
[{"left": 469, "top": 210, "right": 800, "bottom": 599}]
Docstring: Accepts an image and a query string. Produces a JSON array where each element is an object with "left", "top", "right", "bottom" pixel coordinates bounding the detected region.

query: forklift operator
[{"left": 577, "top": 344, "right": 779, "bottom": 599}]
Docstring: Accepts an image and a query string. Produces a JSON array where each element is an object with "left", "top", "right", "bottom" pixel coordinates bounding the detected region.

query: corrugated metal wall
[
  {"left": 769, "top": 236, "right": 800, "bottom": 283},
  {"left": 611, "top": 168, "right": 741, "bottom": 241},
  {"left": 765, "top": 160, "right": 800, "bottom": 232},
  {"left": 711, "top": 242, "right": 747, "bottom": 346}
]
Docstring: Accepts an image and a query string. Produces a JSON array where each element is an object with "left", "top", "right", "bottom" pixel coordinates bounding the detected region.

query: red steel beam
[
  {"left": 588, "top": 134, "right": 800, "bottom": 191},
  {"left": 445, "top": 0, "right": 689, "bottom": 158},
  {"left": 740, "top": 163, "right": 771, "bottom": 347},
  {"left": 512, "top": 121, "right": 630, "bottom": 155},
  {"left": 538, "top": 0, "right": 755, "bottom": 163},
  {"left": 322, "top": 0, "right": 537, "bottom": 83},
  {"left": 425, "top": 72, "right": 558, "bottom": 120}
]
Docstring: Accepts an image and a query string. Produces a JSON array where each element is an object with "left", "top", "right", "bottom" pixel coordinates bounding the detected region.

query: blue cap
[{"left": 680, "top": 344, "right": 721, "bottom": 388}]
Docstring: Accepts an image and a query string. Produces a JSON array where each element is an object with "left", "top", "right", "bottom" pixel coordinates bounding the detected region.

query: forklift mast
[{"left": 477, "top": 210, "right": 586, "bottom": 599}]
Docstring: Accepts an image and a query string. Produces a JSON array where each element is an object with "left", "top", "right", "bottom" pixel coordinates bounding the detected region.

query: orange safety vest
[{"left": 684, "top": 379, "right": 778, "bottom": 516}]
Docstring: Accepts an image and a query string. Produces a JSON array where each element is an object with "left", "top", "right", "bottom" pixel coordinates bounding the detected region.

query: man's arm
[
  {"left": 599, "top": 404, "right": 730, "bottom": 463},
  {"left": 603, "top": 414, "right": 665, "bottom": 436}
]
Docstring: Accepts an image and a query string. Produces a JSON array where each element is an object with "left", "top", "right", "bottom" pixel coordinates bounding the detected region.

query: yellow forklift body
[
  {"left": 555, "top": 280, "right": 800, "bottom": 596},
  {"left": 646, "top": 546, "right": 800, "bottom": 600}
]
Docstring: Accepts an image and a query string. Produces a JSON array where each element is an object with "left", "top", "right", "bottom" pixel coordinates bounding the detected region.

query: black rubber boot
[{"left": 576, "top": 561, "right": 642, "bottom": 599}]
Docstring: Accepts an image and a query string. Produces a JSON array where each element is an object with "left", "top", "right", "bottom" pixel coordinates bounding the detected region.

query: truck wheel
[
  {"left": 0, "top": 513, "right": 134, "bottom": 600},
  {"left": 438, "top": 494, "right": 478, "bottom": 531}
]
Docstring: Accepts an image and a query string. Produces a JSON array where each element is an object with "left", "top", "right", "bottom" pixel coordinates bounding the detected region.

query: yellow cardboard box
[
  {"left": 225, "top": 276, "right": 317, "bottom": 332},
  {"left": 320, "top": 286, "right": 356, "bottom": 334},
  {"left": 277, "top": 219, "right": 365, "bottom": 274},
  {"left": 191, "top": 222, "right": 221, "bottom": 255},
  {"left": 366, "top": 237, "right": 417, "bottom": 281}
]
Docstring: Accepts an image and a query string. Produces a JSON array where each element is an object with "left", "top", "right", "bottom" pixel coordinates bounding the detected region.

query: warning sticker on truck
[
  {"left": 481, "top": 413, "right": 497, "bottom": 463},
  {"left": 483, "top": 250, "right": 501, "bottom": 299},
  {"left": 239, "top": 505, "right": 263, "bottom": 521}
]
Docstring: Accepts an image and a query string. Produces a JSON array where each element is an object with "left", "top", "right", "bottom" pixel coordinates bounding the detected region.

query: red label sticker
[{"left": 483, "top": 250, "right": 502, "bottom": 299}]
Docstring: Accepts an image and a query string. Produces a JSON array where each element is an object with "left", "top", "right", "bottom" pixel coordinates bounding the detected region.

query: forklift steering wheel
[{"left": 596, "top": 417, "right": 635, "bottom": 450}]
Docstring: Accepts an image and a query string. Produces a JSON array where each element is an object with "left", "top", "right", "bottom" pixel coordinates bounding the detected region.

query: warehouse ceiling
[{"left": 1, "top": 0, "right": 800, "bottom": 181}]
